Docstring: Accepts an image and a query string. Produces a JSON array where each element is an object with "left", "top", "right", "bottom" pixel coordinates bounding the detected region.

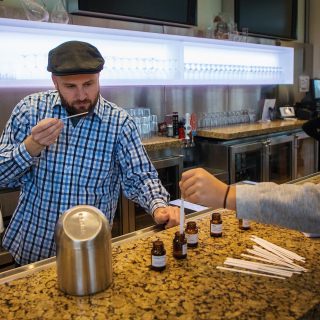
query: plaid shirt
[{"left": 0, "top": 90, "right": 169, "bottom": 265}]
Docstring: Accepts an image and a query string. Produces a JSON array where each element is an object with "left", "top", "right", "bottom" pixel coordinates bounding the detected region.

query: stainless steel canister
[{"left": 55, "top": 205, "right": 112, "bottom": 296}]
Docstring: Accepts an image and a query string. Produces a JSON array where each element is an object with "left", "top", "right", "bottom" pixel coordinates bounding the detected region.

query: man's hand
[
  {"left": 25, "top": 118, "right": 64, "bottom": 157},
  {"left": 153, "top": 206, "right": 180, "bottom": 229}
]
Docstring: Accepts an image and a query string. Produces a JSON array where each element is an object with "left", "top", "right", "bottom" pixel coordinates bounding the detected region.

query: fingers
[
  {"left": 153, "top": 206, "right": 180, "bottom": 229},
  {"left": 180, "top": 168, "right": 207, "bottom": 199},
  {"left": 31, "top": 118, "right": 63, "bottom": 146}
]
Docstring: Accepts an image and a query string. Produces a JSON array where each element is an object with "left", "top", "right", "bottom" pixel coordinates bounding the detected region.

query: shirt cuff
[
  {"left": 150, "top": 199, "right": 168, "bottom": 217},
  {"left": 13, "top": 142, "right": 34, "bottom": 170}
]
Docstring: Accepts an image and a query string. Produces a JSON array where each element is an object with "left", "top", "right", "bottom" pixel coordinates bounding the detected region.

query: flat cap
[{"left": 47, "top": 41, "right": 105, "bottom": 76}]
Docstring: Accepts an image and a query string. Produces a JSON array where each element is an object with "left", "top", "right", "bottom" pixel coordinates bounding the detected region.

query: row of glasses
[
  {"left": 198, "top": 110, "right": 251, "bottom": 128},
  {"left": 104, "top": 56, "right": 179, "bottom": 79},
  {"left": 126, "top": 108, "right": 158, "bottom": 140},
  {"left": 184, "top": 62, "right": 283, "bottom": 75}
]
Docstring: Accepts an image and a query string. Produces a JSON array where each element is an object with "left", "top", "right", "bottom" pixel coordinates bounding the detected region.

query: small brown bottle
[
  {"left": 173, "top": 231, "right": 187, "bottom": 259},
  {"left": 151, "top": 240, "right": 166, "bottom": 271},
  {"left": 239, "top": 219, "right": 251, "bottom": 230},
  {"left": 185, "top": 221, "right": 199, "bottom": 248},
  {"left": 210, "top": 212, "right": 222, "bottom": 237}
]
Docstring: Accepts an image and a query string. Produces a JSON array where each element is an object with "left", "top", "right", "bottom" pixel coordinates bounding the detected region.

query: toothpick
[{"left": 61, "top": 111, "right": 89, "bottom": 120}]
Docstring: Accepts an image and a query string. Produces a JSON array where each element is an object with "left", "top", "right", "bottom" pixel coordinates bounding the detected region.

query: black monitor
[
  {"left": 311, "top": 79, "right": 320, "bottom": 104},
  {"left": 68, "top": 0, "right": 197, "bottom": 27},
  {"left": 234, "top": 0, "right": 297, "bottom": 40}
]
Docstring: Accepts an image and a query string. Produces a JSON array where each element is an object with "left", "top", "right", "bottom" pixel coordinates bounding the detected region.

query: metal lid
[{"left": 62, "top": 205, "right": 105, "bottom": 241}]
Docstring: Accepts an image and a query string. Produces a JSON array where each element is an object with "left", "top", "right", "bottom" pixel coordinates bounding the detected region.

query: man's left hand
[{"left": 153, "top": 206, "right": 180, "bottom": 229}]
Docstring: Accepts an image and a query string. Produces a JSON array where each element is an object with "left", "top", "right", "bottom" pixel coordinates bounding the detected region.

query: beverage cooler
[
  {"left": 294, "top": 131, "right": 319, "bottom": 179},
  {"left": 196, "top": 129, "right": 318, "bottom": 185},
  {"left": 229, "top": 134, "right": 294, "bottom": 184}
]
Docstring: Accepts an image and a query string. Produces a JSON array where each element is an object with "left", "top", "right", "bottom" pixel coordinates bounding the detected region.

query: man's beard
[{"left": 59, "top": 93, "right": 99, "bottom": 115}]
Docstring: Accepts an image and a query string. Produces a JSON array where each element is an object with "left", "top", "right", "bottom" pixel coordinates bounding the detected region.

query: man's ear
[{"left": 51, "top": 74, "right": 58, "bottom": 89}]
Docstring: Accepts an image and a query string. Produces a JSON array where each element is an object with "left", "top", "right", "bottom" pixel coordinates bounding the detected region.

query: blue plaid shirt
[{"left": 0, "top": 90, "right": 169, "bottom": 265}]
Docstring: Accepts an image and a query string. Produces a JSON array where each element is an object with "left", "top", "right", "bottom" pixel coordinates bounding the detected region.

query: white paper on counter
[
  {"left": 302, "top": 232, "right": 320, "bottom": 238},
  {"left": 169, "top": 199, "right": 208, "bottom": 212}
]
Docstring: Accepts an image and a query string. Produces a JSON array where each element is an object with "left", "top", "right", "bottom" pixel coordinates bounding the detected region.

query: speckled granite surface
[
  {"left": 1, "top": 210, "right": 320, "bottom": 320},
  {"left": 197, "top": 120, "right": 307, "bottom": 140},
  {"left": 142, "top": 136, "right": 182, "bottom": 151},
  {"left": 292, "top": 174, "right": 320, "bottom": 185}
]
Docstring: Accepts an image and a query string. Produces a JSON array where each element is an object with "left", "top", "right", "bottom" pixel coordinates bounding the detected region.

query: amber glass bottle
[
  {"left": 151, "top": 240, "right": 166, "bottom": 271},
  {"left": 210, "top": 212, "right": 222, "bottom": 237},
  {"left": 173, "top": 231, "right": 187, "bottom": 259},
  {"left": 239, "top": 219, "right": 251, "bottom": 230},
  {"left": 185, "top": 221, "right": 199, "bottom": 248}
]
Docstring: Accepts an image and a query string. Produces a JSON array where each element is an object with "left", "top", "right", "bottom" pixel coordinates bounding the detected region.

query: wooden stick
[
  {"left": 217, "top": 266, "right": 286, "bottom": 280},
  {"left": 61, "top": 111, "right": 89, "bottom": 120}
]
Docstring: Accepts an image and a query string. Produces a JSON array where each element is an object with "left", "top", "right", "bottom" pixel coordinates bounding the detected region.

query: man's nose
[{"left": 76, "top": 87, "right": 87, "bottom": 100}]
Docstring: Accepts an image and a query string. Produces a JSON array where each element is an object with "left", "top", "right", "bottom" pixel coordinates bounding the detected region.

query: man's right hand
[{"left": 25, "top": 118, "right": 64, "bottom": 157}]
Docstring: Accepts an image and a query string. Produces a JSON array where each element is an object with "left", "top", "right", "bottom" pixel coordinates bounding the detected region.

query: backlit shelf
[{"left": 0, "top": 18, "right": 294, "bottom": 87}]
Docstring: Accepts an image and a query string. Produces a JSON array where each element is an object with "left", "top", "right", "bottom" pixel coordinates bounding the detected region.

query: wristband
[{"left": 223, "top": 185, "right": 230, "bottom": 209}]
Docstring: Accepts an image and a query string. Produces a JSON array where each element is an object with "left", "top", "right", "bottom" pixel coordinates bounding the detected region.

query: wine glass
[
  {"left": 51, "top": 0, "right": 69, "bottom": 24},
  {"left": 19, "top": 0, "right": 49, "bottom": 22}
]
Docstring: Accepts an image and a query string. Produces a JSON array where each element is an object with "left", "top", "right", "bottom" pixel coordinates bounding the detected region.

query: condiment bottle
[
  {"left": 173, "top": 231, "right": 187, "bottom": 259},
  {"left": 210, "top": 212, "right": 222, "bottom": 237},
  {"left": 185, "top": 221, "right": 198, "bottom": 247},
  {"left": 172, "top": 112, "right": 179, "bottom": 138},
  {"left": 167, "top": 124, "right": 173, "bottom": 137},
  {"left": 239, "top": 219, "right": 251, "bottom": 230},
  {"left": 151, "top": 240, "right": 166, "bottom": 271}
]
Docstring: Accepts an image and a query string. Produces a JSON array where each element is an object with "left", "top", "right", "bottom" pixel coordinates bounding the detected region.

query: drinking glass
[
  {"left": 20, "top": 0, "right": 49, "bottom": 22},
  {"left": 241, "top": 27, "right": 249, "bottom": 42},
  {"left": 150, "top": 115, "right": 158, "bottom": 136},
  {"left": 141, "top": 116, "right": 150, "bottom": 140},
  {"left": 51, "top": 0, "right": 69, "bottom": 24}
]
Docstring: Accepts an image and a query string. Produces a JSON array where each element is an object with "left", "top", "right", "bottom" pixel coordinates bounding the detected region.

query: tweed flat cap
[{"left": 47, "top": 41, "right": 105, "bottom": 76}]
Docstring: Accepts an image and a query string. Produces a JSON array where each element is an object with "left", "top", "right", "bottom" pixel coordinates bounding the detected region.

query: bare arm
[{"left": 180, "top": 168, "right": 231, "bottom": 209}]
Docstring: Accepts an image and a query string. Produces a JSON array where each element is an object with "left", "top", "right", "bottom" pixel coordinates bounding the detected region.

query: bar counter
[
  {"left": 1, "top": 204, "right": 320, "bottom": 319},
  {"left": 197, "top": 119, "right": 307, "bottom": 140}
]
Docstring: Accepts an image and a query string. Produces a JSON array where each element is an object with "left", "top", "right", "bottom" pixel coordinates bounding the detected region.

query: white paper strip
[
  {"left": 169, "top": 199, "right": 208, "bottom": 212},
  {"left": 224, "top": 258, "right": 294, "bottom": 277},
  {"left": 251, "top": 236, "right": 305, "bottom": 262},
  {"left": 179, "top": 198, "right": 184, "bottom": 234},
  {"left": 217, "top": 266, "right": 286, "bottom": 280}
]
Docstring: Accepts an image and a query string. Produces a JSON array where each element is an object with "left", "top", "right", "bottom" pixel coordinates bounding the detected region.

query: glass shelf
[{"left": 0, "top": 18, "right": 294, "bottom": 87}]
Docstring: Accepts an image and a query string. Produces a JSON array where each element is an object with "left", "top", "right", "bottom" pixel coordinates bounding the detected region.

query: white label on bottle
[
  {"left": 242, "top": 219, "right": 250, "bottom": 228},
  {"left": 152, "top": 255, "right": 166, "bottom": 268},
  {"left": 182, "top": 243, "right": 187, "bottom": 255},
  {"left": 186, "top": 233, "right": 198, "bottom": 244},
  {"left": 211, "top": 223, "right": 222, "bottom": 234}
]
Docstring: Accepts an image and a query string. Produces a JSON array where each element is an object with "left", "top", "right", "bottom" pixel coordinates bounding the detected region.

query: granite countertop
[
  {"left": 1, "top": 209, "right": 320, "bottom": 319},
  {"left": 197, "top": 119, "right": 307, "bottom": 140},
  {"left": 291, "top": 174, "right": 320, "bottom": 185},
  {"left": 142, "top": 136, "right": 182, "bottom": 151}
]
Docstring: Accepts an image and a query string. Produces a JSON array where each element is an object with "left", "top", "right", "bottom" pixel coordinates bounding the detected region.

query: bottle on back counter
[
  {"left": 210, "top": 212, "right": 222, "bottom": 237},
  {"left": 172, "top": 112, "right": 179, "bottom": 138},
  {"left": 173, "top": 231, "right": 187, "bottom": 259},
  {"left": 239, "top": 219, "right": 251, "bottom": 230},
  {"left": 151, "top": 240, "right": 166, "bottom": 271},
  {"left": 185, "top": 221, "right": 199, "bottom": 247}
]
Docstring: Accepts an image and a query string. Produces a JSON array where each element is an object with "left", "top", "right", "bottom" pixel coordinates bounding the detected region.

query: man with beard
[{"left": 0, "top": 41, "right": 179, "bottom": 265}]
